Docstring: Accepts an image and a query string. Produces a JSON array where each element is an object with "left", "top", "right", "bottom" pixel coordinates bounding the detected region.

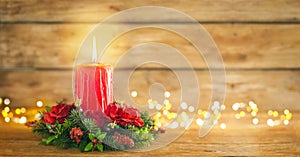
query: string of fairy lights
[
  {"left": 131, "top": 91, "right": 293, "bottom": 130},
  {"left": 0, "top": 97, "right": 44, "bottom": 124},
  {"left": 0, "top": 91, "right": 293, "bottom": 130}
]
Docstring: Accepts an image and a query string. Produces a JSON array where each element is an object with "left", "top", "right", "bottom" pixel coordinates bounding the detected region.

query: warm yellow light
[
  {"left": 36, "top": 100, "right": 43, "bottom": 107},
  {"left": 19, "top": 116, "right": 27, "bottom": 124},
  {"left": 35, "top": 113, "right": 42, "bottom": 119},
  {"left": 284, "top": 109, "right": 290, "bottom": 115},
  {"left": 252, "top": 118, "right": 259, "bottom": 125},
  {"left": 8, "top": 112, "right": 13, "bottom": 118},
  {"left": 131, "top": 91, "right": 138, "bottom": 97},
  {"left": 167, "top": 113, "right": 172, "bottom": 119},
  {"left": 0, "top": 97, "right": 2, "bottom": 105},
  {"left": 267, "top": 119, "right": 275, "bottom": 127},
  {"left": 20, "top": 107, "right": 26, "bottom": 113},
  {"left": 171, "top": 113, "right": 177, "bottom": 118},
  {"left": 240, "top": 102, "right": 246, "bottom": 108},
  {"left": 246, "top": 106, "right": 251, "bottom": 112},
  {"left": 286, "top": 113, "right": 292, "bottom": 120},
  {"left": 163, "top": 99, "right": 169, "bottom": 105},
  {"left": 272, "top": 111, "right": 278, "bottom": 117},
  {"left": 280, "top": 115, "right": 285, "bottom": 121},
  {"left": 232, "top": 103, "right": 240, "bottom": 111},
  {"left": 220, "top": 104, "right": 226, "bottom": 110},
  {"left": 196, "top": 118, "right": 204, "bottom": 126},
  {"left": 15, "top": 108, "right": 21, "bottom": 115},
  {"left": 153, "top": 117, "right": 159, "bottom": 122},
  {"left": 156, "top": 122, "right": 162, "bottom": 127},
  {"left": 251, "top": 111, "right": 257, "bottom": 117},
  {"left": 235, "top": 113, "right": 241, "bottom": 119},
  {"left": 202, "top": 110, "right": 207, "bottom": 116},
  {"left": 220, "top": 123, "right": 226, "bottom": 129},
  {"left": 163, "top": 110, "right": 169, "bottom": 115},
  {"left": 274, "top": 120, "right": 280, "bottom": 126},
  {"left": 216, "top": 113, "right": 221, "bottom": 120},
  {"left": 3, "top": 98, "right": 10, "bottom": 105},
  {"left": 2, "top": 110, "right": 8, "bottom": 117},
  {"left": 197, "top": 109, "right": 202, "bottom": 115},
  {"left": 165, "top": 103, "right": 172, "bottom": 110},
  {"left": 156, "top": 112, "right": 162, "bottom": 117},
  {"left": 240, "top": 111, "right": 246, "bottom": 117},
  {"left": 267, "top": 110, "right": 273, "bottom": 116},
  {"left": 249, "top": 101, "right": 257, "bottom": 109},
  {"left": 253, "top": 107, "right": 258, "bottom": 113},
  {"left": 4, "top": 117, "right": 10, "bottom": 123},
  {"left": 12, "top": 117, "right": 19, "bottom": 123},
  {"left": 204, "top": 112, "right": 210, "bottom": 119},
  {"left": 164, "top": 91, "right": 171, "bottom": 98},
  {"left": 283, "top": 119, "right": 289, "bottom": 125},
  {"left": 4, "top": 106, "right": 10, "bottom": 113},
  {"left": 248, "top": 101, "right": 254, "bottom": 106}
]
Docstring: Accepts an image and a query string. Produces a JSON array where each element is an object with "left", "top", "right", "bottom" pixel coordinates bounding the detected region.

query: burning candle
[{"left": 74, "top": 37, "right": 113, "bottom": 113}]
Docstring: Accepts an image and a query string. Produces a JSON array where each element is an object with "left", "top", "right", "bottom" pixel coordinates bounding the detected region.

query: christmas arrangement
[
  {"left": 26, "top": 39, "right": 164, "bottom": 152},
  {"left": 26, "top": 100, "right": 162, "bottom": 152}
]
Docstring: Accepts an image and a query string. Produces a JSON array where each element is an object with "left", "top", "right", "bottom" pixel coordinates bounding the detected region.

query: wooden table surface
[
  {"left": 1, "top": 112, "right": 299, "bottom": 156},
  {"left": 1, "top": 1, "right": 300, "bottom": 156}
]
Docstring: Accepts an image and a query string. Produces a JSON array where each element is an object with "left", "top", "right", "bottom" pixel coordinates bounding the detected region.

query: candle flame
[{"left": 92, "top": 36, "right": 97, "bottom": 63}]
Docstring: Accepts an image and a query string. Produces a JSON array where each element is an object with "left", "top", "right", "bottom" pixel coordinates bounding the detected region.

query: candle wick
[{"left": 92, "top": 36, "right": 97, "bottom": 63}]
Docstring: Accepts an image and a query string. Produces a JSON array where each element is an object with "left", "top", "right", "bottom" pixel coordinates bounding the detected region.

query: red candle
[{"left": 75, "top": 63, "right": 113, "bottom": 113}]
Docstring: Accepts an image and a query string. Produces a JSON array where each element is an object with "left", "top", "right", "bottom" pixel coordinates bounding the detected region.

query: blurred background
[
  {"left": 0, "top": 0, "right": 300, "bottom": 156},
  {"left": 1, "top": 0, "right": 299, "bottom": 110}
]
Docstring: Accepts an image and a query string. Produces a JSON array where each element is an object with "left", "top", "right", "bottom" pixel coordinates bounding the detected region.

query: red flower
[
  {"left": 43, "top": 112, "right": 56, "bottom": 124},
  {"left": 25, "top": 120, "right": 39, "bottom": 128},
  {"left": 85, "top": 110, "right": 110, "bottom": 128},
  {"left": 112, "top": 132, "right": 134, "bottom": 148},
  {"left": 70, "top": 127, "right": 84, "bottom": 144},
  {"left": 105, "top": 102, "right": 144, "bottom": 127},
  {"left": 43, "top": 103, "right": 75, "bottom": 124}
]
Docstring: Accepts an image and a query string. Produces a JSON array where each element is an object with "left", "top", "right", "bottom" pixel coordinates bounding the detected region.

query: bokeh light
[
  {"left": 131, "top": 91, "right": 138, "bottom": 97},
  {"left": 220, "top": 123, "right": 226, "bottom": 129},
  {"left": 164, "top": 91, "right": 171, "bottom": 98},
  {"left": 36, "top": 100, "right": 43, "bottom": 107},
  {"left": 3, "top": 98, "right": 10, "bottom": 105},
  {"left": 252, "top": 118, "right": 259, "bottom": 125},
  {"left": 19, "top": 116, "right": 27, "bottom": 124}
]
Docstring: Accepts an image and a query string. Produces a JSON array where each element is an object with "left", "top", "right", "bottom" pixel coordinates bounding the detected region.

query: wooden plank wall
[{"left": 1, "top": 0, "right": 300, "bottom": 110}]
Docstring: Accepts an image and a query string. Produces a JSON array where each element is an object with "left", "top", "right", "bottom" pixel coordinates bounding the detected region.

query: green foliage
[
  {"left": 78, "top": 139, "right": 89, "bottom": 152},
  {"left": 45, "top": 106, "right": 51, "bottom": 112},
  {"left": 29, "top": 104, "right": 161, "bottom": 152},
  {"left": 84, "top": 142, "right": 93, "bottom": 152},
  {"left": 102, "top": 135, "right": 125, "bottom": 150},
  {"left": 96, "top": 143, "right": 103, "bottom": 152}
]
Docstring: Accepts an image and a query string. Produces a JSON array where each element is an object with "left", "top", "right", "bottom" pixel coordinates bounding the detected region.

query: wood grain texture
[
  {"left": 0, "top": 69, "right": 299, "bottom": 110},
  {"left": 0, "top": 112, "right": 299, "bottom": 156},
  {"left": 1, "top": 24, "right": 300, "bottom": 69},
  {"left": 1, "top": 0, "right": 300, "bottom": 23},
  {"left": 1, "top": 1, "right": 300, "bottom": 156}
]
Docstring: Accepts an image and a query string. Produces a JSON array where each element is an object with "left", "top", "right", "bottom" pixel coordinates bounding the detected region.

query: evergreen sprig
[{"left": 26, "top": 101, "right": 162, "bottom": 152}]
